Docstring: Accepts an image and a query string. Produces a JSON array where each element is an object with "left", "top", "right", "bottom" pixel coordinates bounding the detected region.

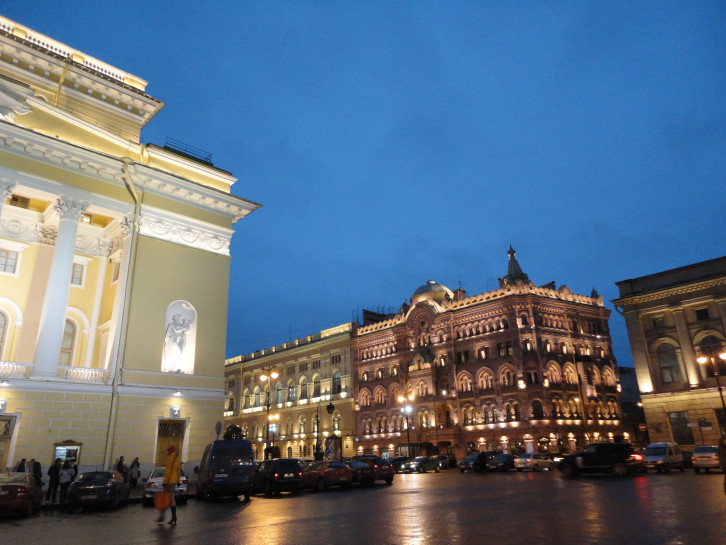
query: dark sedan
[
  {"left": 0, "top": 473, "right": 43, "bottom": 516},
  {"left": 403, "top": 456, "right": 440, "bottom": 473},
  {"left": 486, "top": 454, "right": 516, "bottom": 472},
  {"left": 66, "top": 470, "right": 130, "bottom": 512},
  {"left": 346, "top": 460, "right": 375, "bottom": 486}
]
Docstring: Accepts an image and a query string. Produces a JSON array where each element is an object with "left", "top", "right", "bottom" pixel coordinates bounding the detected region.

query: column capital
[
  {"left": 54, "top": 196, "right": 89, "bottom": 222},
  {"left": 0, "top": 178, "right": 16, "bottom": 202}
]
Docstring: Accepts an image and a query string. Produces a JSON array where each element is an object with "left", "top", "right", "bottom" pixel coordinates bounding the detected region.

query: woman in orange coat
[{"left": 156, "top": 445, "right": 181, "bottom": 525}]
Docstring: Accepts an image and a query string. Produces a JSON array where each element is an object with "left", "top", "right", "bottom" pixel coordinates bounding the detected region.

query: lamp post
[
  {"left": 398, "top": 394, "right": 414, "bottom": 455},
  {"left": 696, "top": 352, "right": 726, "bottom": 427},
  {"left": 260, "top": 368, "right": 279, "bottom": 459},
  {"left": 315, "top": 400, "right": 336, "bottom": 460}
]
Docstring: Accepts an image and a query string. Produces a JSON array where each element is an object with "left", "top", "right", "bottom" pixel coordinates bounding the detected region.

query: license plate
[
  {"left": 81, "top": 495, "right": 96, "bottom": 500},
  {"left": 214, "top": 473, "right": 228, "bottom": 478},
  {"left": 284, "top": 473, "right": 294, "bottom": 478}
]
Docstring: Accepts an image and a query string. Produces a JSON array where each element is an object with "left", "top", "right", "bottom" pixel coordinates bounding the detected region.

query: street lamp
[
  {"left": 315, "top": 400, "right": 336, "bottom": 460},
  {"left": 260, "top": 368, "right": 279, "bottom": 459},
  {"left": 268, "top": 413, "right": 279, "bottom": 445},
  {"left": 696, "top": 352, "right": 726, "bottom": 423},
  {"left": 398, "top": 394, "right": 414, "bottom": 455}
]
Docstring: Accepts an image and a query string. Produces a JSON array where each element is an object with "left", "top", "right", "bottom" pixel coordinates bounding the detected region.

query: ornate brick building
[{"left": 352, "top": 247, "right": 624, "bottom": 460}]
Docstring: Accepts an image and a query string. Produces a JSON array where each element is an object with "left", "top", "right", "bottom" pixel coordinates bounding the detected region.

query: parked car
[
  {"left": 390, "top": 456, "right": 410, "bottom": 473},
  {"left": 346, "top": 460, "right": 375, "bottom": 485},
  {"left": 301, "top": 461, "right": 352, "bottom": 491},
  {"left": 557, "top": 443, "right": 645, "bottom": 477},
  {"left": 458, "top": 454, "right": 483, "bottom": 473},
  {"left": 515, "top": 452, "right": 555, "bottom": 472},
  {"left": 403, "top": 456, "right": 440, "bottom": 473},
  {"left": 486, "top": 454, "right": 516, "bottom": 472},
  {"left": 66, "top": 470, "right": 130, "bottom": 512},
  {"left": 692, "top": 446, "right": 722, "bottom": 473},
  {"left": 253, "top": 458, "right": 304, "bottom": 495},
  {"left": 0, "top": 473, "right": 43, "bottom": 515},
  {"left": 142, "top": 467, "right": 189, "bottom": 506},
  {"left": 196, "top": 425, "right": 255, "bottom": 501},
  {"left": 434, "top": 454, "right": 452, "bottom": 469},
  {"left": 643, "top": 442, "right": 684, "bottom": 473},
  {"left": 351, "top": 455, "right": 394, "bottom": 483}
]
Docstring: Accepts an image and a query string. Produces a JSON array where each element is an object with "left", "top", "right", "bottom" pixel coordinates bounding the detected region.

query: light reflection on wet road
[{"left": 2, "top": 469, "right": 725, "bottom": 545}]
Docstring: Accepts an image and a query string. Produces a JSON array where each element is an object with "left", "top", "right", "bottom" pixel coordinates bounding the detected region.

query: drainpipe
[{"left": 103, "top": 157, "right": 141, "bottom": 469}]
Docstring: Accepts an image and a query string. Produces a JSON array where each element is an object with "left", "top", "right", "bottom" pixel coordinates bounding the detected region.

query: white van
[{"left": 643, "top": 442, "right": 684, "bottom": 472}]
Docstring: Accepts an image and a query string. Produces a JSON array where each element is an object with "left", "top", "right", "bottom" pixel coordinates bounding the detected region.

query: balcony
[{"left": 0, "top": 361, "right": 108, "bottom": 383}]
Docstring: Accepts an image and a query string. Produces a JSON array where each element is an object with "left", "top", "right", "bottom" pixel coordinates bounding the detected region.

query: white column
[{"left": 32, "top": 196, "right": 88, "bottom": 378}]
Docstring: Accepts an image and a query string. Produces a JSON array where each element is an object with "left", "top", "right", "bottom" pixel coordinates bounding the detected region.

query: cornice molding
[
  {"left": 139, "top": 205, "right": 234, "bottom": 256},
  {"left": 0, "top": 120, "right": 259, "bottom": 223},
  {"left": 613, "top": 277, "right": 726, "bottom": 307}
]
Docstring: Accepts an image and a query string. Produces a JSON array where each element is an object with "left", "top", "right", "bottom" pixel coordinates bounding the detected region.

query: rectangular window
[
  {"left": 331, "top": 354, "right": 341, "bottom": 364},
  {"left": 506, "top": 342, "right": 513, "bottom": 356},
  {"left": 287, "top": 365, "right": 295, "bottom": 375},
  {"left": 479, "top": 347, "right": 488, "bottom": 360},
  {"left": 299, "top": 362, "right": 308, "bottom": 372},
  {"left": 243, "top": 376, "right": 251, "bottom": 385},
  {"left": 696, "top": 308, "right": 710, "bottom": 321},
  {"left": 9, "top": 195, "right": 29, "bottom": 209},
  {"left": 668, "top": 411, "right": 694, "bottom": 445},
  {"left": 0, "top": 249, "right": 18, "bottom": 274},
  {"left": 457, "top": 351, "right": 469, "bottom": 364},
  {"left": 498, "top": 344, "right": 505, "bottom": 357},
  {"left": 71, "top": 263, "right": 84, "bottom": 286},
  {"left": 312, "top": 360, "right": 320, "bottom": 369},
  {"left": 652, "top": 316, "right": 665, "bottom": 328}
]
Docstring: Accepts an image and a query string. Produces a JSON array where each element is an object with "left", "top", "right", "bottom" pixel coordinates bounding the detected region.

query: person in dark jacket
[
  {"left": 46, "top": 458, "right": 62, "bottom": 503},
  {"left": 32, "top": 460, "right": 43, "bottom": 486}
]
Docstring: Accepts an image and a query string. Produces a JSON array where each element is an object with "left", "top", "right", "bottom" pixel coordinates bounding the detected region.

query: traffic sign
[{"left": 638, "top": 423, "right": 647, "bottom": 431}]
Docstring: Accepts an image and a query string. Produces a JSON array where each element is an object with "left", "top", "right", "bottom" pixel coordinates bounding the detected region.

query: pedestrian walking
[
  {"left": 32, "top": 460, "right": 43, "bottom": 486},
  {"left": 59, "top": 461, "right": 74, "bottom": 503},
  {"left": 14, "top": 458, "right": 26, "bottom": 472},
  {"left": 46, "top": 458, "right": 61, "bottom": 503},
  {"left": 155, "top": 445, "right": 180, "bottom": 526},
  {"left": 129, "top": 457, "right": 140, "bottom": 488},
  {"left": 718, "top": 438, "right": 726, "bottom": 495},
  {"left": 116, "top": 455, "right": 129, "bottom": 482}
]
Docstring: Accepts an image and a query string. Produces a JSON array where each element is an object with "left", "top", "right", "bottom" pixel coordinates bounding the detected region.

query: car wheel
[
  {"left": 460, "top": 469, "right": 465, "bottom": 473},
  {"left": 694, "top": 467, "right": 701, "bottom": 474},
  {"left": 679, "top": 464, "right": 684, "bottom": 473},
  {"left": 533, "top": 465, "right": 538, "bottom": 472},
  {"left": 385, "top": 477, "right": 393, "bottom": 484},
  {"left": 435, "top": 467, "right": 439, "bottom": 473},
  {"left": 613, "top": 463, "right": 628, "bottom": 477},
  {"left": 559, "top": 463, "right": 576, "bottom": 478},
  {"left": 317, "top": 478, "right": 327, "bottom": 492},
  {"left": 705, "top": 468, "right": 711, "bottom": 474},
  {"left": 24, "top": 498, "right": 33, "bottom": 516},
  {"left": 516, "top": 468, "right": 522, "bottom": 472},
  {"left": 265, "top": 480, "right": 273, "bottom": 496},
  {"left": 417, "top": 467, "right": 423, "bottom": 473}
]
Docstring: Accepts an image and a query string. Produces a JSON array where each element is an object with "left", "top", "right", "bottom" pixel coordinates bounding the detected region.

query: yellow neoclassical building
[{"left": 0, "top": 16, "right": 259, "bottom": 474}]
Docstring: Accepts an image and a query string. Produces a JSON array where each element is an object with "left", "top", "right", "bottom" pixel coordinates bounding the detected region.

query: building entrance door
[{"left": 155, "top": 420, "right": 185, "bottom": 466}]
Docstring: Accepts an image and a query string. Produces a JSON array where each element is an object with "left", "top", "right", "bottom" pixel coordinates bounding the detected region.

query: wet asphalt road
[{"left": 2, "top": 468, "right": 725, "bottom": 545}]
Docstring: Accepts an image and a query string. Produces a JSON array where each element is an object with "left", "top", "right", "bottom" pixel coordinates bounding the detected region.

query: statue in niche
[{"left": 161, "top": 301, "right": 197, "bottom": 373}]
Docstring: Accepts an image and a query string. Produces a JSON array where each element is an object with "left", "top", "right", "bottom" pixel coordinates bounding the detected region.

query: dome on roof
[{"left": 411, "top": 280, "right": 453, "bottom": 304}]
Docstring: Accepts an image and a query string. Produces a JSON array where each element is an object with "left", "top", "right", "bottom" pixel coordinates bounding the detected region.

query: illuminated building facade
[
  {"left": 614, "top": 256, "right": 726, "bottom": 447},
  {"left": 224, "top": 324, "right": 356, "bottom": 460},
  {"left": 352, "top": 247, "right": 624, "bottom": 459},
  {"left": 0, "top": 16, "right": 258, "bottom": 474}
]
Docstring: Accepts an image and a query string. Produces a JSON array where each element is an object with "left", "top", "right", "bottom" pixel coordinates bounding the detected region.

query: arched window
[
  {"left": 500, "top": 368, "right": 515, "bottom": 387},
  {"left": 299, "top": 377, "right": 308, "bottom": 400},
  {"left": 360, "top": 390, "right": 371, "bottom": 407},
  {"left": 459, "top": 375, "right": 473, "bottom": 392},
  {"left": 416, "top": 382, "right": 428, "bottom": 397},
  {"left": 532, "top": 400, "right": 544, "bottom": 419},
  {"left": 656, "top": 344, "right": 683, "bottom": 383},
  {"left": 253, "top": 386, "right": 261, "bottom": 407},
  {"left": 276, "top": 383, "right": 283, "bottom": 404},
  {"left": 526, "top": 370, "right": 539, "bottom": 384},
  {"left": 375, "top": 388, "right": 386, "bottom": 406},
  {"left": 287, "top": 380, "right": 297, "bottom": 401},
  {"left": 60, "top": 319, "right": 76, "bottom": 366},
  {"left": 313, "top": 376, "right": 321, "bottom": 397},
  {"left": 333, "top": 414, "right": 341, "bottom": 431},
  {"left": 332, "top": 371, "right": 342, "bottom": 394},
  {"left": 298, "top": 417, "right": 306, "bottom": 434},
  {"left": 478, "top": 371, "right": 494, "bottom": 390}
]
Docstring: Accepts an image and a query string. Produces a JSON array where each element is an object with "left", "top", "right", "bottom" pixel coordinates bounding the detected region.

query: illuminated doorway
[{"left": 155, "top": 419, "right": 185, "bottom": 466}]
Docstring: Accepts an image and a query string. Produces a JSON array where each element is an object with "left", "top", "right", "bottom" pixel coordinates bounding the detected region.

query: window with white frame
[
  {"left": 0, "top": 249, "right": 19, "bottom": 274},
  {"left": 71, "top": 263, "right": 84, "bottom": 286},
  {"left": 59, "top": 320, "right": 76, "bottom": 366}
]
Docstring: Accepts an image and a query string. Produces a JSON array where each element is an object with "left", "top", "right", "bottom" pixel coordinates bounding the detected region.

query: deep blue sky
[{"left": 5, "top": 2, "right": 726, "bottom": 365}]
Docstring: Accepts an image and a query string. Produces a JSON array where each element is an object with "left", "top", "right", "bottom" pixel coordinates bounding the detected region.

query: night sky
[{"left": 4, "top": 2, "right": 726, "bottom": 365}]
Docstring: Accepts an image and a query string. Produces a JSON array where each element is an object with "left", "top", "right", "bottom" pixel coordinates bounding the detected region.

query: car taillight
[
  {"left": 146, "top": 482, "right": 157, "bottom": 489},
  {"left": 180, "top": 478, "right": 187, "bottom": 484},
  {"left": 630, "top": 453, "right": 643, "bottom": 461},
  {"left": 274, "top": 472, "right": 280, "bottom": 479}
]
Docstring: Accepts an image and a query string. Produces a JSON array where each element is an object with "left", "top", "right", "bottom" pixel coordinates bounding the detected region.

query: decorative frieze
[{"left": 139, "top": 206, "right": 233, "bottom": 256}]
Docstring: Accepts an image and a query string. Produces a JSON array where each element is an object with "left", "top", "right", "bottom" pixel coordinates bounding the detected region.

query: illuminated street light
[
  {"left": 260, "top": 367, "right": 279, "bottom": 459},
  {"left": 696, "top": 352, "right": 726, "bottom": 422}
]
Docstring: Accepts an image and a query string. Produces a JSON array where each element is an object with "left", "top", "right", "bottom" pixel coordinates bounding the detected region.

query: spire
[{"left": 499, "top": 244, "right": 530, "bottom": 287}]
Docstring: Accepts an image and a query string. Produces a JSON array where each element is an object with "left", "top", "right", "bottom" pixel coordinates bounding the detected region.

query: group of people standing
[
  {"left": 115, "top": 455, "right": 141, "bottom": 487},
  {"left": 46, "top": 458, "right": 78, "bottom": 504}
]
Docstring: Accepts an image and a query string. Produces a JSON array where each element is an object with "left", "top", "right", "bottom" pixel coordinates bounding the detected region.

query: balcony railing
[
  {"left": 61, "top": 366, "right": 108, "bottom": 383},
  {"left": 0, "top": 361, "right": 30, "bottom": 379}
]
